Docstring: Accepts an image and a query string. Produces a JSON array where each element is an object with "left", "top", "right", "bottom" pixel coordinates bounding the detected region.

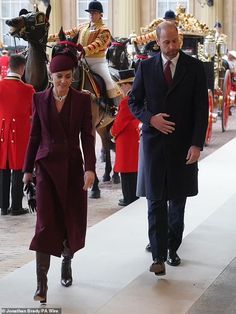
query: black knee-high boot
[
  {"left": 61, "top": 240, "right": 73, "bottom": 287},
  {"left": 34, "top": 252, "right": 50, "bottom": 303}
]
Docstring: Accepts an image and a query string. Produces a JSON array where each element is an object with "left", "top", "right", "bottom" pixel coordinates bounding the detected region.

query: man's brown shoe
[{"left": 149, "top": 259, "right": 166, "bottom": 276}]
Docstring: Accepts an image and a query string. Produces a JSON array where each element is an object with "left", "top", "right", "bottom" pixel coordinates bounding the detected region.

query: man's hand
[
  {"left": 83, "top": 171, "right": 95, "bottom": 191},
  {"left": 150, "top": 113, "right": 175, "bottom": 134},
  {"left": 186, "top": 146, "right": 201, "bottom": 164}
]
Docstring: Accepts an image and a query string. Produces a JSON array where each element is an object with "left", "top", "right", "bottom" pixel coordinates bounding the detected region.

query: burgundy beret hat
[{"left": 49, "top": 53, "right": 77, "bottom": 73}]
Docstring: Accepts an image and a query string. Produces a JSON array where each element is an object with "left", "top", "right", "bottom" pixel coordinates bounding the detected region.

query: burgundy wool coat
[
  {"left": 111, "top": 95, "right": 140, "bottom": 173},
  {"left": 23, "top": 87, "right": 96, "bottom": 257}
]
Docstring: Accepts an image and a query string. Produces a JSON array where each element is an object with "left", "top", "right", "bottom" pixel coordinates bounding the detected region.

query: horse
[
  {"left": 51, "top": 28, "right": 121, "bottom": 189},
  {"left": 6, "top": 5, "right": 51, "bottom": 92},
  {"left": 106, "top": 36, "right": 160, "bottom": 73},
  {"left": 131, "top": 40, "right": 160, "bottom": 71},
  {"left": 107, "top": 37, "right": 130, "bottom": 70},
  {"left": 106, "top": 37, "right": 131, "bottom": 81}
]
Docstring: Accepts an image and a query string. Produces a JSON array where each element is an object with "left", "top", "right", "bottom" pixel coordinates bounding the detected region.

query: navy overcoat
[
  {"left": 129, "top": 51, "right": 208, "bottom": 200},
  {"left": 23, "top": 87, "right": 96, "bottom": 257}
]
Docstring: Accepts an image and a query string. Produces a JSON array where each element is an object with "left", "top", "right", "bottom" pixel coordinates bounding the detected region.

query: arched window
[
  {"left": 76, "top": 0, "right": 110, "bottom": 26},
  {"left": 0, "top": 0, "right": 32, "bottom": 49},
  {"left": 156, "top": 0, "right": 189, "bottom": 18}
]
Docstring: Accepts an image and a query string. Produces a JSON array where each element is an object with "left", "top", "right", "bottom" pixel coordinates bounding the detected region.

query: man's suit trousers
[{"left": 147, "top": 197, "right": 186, "bottom": 261}]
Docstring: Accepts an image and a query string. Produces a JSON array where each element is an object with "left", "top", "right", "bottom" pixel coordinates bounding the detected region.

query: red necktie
[{"left": 164, "top": 60, "right": 172, "bottom": 87}]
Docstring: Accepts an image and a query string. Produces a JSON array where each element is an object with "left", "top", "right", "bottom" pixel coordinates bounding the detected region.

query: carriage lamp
[
  {"left": 204, "top": 34, "right": 216, "bottom": 60},
  {"left": 127, "top": 31, "right": 137, "bottom": 61},
  {"left": 216, "top": 38, "right": 227, "bottom": 57},
  {"left": 127, "top": 43, "right": 136, "bottom": 61}
]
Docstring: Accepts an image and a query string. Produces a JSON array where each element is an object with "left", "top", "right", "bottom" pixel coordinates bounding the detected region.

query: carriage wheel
[
  {"left": 205, "top": 89, "right": 214, "bottom": 146},
  {"left": 221, "top": 69, "right": 232, "bottom": 132}
]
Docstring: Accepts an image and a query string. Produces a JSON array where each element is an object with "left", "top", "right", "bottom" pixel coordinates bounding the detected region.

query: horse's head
[
  {"left": 106, "top": 37, "right": 130, "bottom": 70},
  {"left": 131, "top": 40, "right": 160, "bottom": 72},
  {"left": 51, "top": 27, "right": 83, "bottom": 61},
  {"left": 144, "top": 40, "right": 160, "bottom": 56},
  {"left": 5, "top": 5, "right": 51, "bottom": 45}
]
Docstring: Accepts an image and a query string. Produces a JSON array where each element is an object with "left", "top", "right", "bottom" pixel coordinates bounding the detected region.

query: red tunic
[
  {"left": 0, "top": 55, "right": 10, "bottom": 79},
  {"left": 0, "top": 77, "right": 35, "bottom": 169},
  {"left": 111, "top": 95, "right": 140, "bottom": 173}
]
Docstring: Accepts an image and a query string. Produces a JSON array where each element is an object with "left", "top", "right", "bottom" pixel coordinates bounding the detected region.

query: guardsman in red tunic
[
  {"left": 0, "top": 50, "right": 10, "bottom": 79},
  {"left": 111, "top": 69, "right": 140, "bottom": 206},
  {"left": 0, "top": 54, "right": 35, "bottom": 215}
]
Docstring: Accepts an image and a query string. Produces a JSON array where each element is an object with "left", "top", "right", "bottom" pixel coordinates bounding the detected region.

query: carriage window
[
  {"left": 156, "top": 0, "right": 189, "bottom": 18},
  {"left": 76, "top": 0, "right": 110, "bottom": 27},
  {"left": 0, "top": 0, "right": 31, "bottom": 49}
]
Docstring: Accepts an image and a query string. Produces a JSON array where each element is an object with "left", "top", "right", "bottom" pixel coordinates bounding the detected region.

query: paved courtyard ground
[{"left": 0, "top": 107, "right": 236, "bottom": 278}]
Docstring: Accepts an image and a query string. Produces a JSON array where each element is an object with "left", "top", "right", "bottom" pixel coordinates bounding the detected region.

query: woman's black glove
[{"left": 24, "top": 182, "right": 36, "bottom": 213}]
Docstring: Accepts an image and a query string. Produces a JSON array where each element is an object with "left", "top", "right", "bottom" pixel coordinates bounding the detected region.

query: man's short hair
[
  {"left": 9, "top": 54, "right": 26, "bottom": 71},
  {"left": 156, "top": 21, "right": 178, "bottom": 40}
]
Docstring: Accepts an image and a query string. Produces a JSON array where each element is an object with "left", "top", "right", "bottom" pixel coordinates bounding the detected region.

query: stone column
[
  {"left": 40, "top": 0, "right": 76, "bottom": 33},
  {"left": 48, "top": 0, "right": 62, "bottom": 34},
  {"left": 61, "top": 0, "right": 77, "bottom": 30},
  {"left": 193, "top": 0, "right": 223, "bottom": 29},
  {"left": 113, "top": 0, "right": 141, "bottom": 37},
  {"left": 140, "top": 0, "right": 156, "bottom": 31},
  {"left": 224, "top": 0, "right": 236, "bottom": 50}
]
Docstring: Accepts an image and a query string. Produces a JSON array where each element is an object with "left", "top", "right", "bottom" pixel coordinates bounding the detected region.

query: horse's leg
[
  {"left": 89, "top": 172, "right": 101, "bottom": 199},
  {"left": 100, "top": 147, "right": 106, "bottom": 163},
  {"left": 103, "top": 146, "right": 112, "bottom": 182}
]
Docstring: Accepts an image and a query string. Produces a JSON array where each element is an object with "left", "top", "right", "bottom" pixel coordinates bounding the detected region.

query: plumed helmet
[
  {"left": 163, "top": 10, "right": 176, "bottom": 20},
  {"left": 85, "top": 0, "right": 103, "bottom": 13}
]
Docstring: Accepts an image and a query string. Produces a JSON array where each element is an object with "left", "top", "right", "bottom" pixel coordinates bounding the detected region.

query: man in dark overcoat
[{"left": 129, "top": 21, "right": 208, "bottom": 276}]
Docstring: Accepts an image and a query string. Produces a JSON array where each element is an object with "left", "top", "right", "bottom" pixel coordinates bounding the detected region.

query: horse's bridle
[{"left": 13, "top": 12, "right": 49, "bottom": 45}]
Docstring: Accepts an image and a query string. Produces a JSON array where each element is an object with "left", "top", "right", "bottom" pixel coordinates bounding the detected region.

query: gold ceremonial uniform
[{"left": 48, "top": 20, "right": 111, "bottom": 58}]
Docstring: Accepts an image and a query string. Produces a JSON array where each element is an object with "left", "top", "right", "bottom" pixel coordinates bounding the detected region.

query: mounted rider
[{"left": 48, "top": 0, "right": 121, "bottom": 109}]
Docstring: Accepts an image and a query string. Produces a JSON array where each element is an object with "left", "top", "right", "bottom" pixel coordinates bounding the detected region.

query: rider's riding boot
[
  {"left": 34, "top": 252, "right": 50, "bottom": 304},
  {"left": 61, "top": 240, "right": 73, "bottom": 287}
]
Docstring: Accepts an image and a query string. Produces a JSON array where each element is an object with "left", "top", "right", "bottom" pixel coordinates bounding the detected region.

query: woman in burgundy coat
[
  {"left": 111, "top": 69, "right": 140, "bottom": 206},
  {"left": 23, "top": 50, "right": 96, "bottom": 303}
]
